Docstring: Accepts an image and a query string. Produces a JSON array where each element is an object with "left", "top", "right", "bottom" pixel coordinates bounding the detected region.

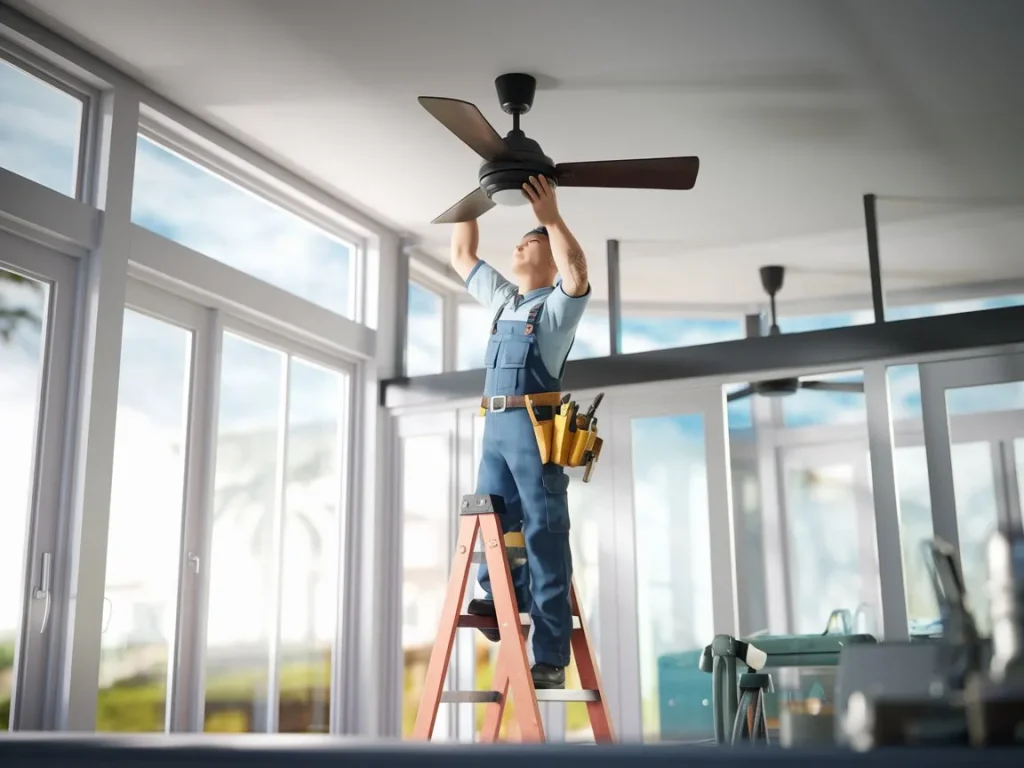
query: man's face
[{"left": 511, "top": 233, "right": 555, "bottom": 282}]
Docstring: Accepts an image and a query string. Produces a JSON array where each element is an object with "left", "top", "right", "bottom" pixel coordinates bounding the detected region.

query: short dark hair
[{"left": 524, "top": 226, "right": 548, "bottom": 238}]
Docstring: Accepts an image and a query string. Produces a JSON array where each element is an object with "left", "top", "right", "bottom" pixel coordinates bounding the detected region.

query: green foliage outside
[
  {"left": 2, "top": 641, "right": 332, "bottom": 733},
  {"left": 0, "top": 270, "right": 42, "bottom": 343}
]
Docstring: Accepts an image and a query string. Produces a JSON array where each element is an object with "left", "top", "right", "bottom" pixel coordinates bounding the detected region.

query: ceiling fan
[
  {"left": 418, "top": 73, "right": 700, "bottom": 224},
  {"left": 726, "top": 265, "right": 865, "bottom": 403}
]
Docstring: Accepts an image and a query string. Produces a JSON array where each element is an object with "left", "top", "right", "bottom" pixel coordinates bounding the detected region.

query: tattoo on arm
[{"left": 567, "top": 246, "right": 588, "bottom": 289}]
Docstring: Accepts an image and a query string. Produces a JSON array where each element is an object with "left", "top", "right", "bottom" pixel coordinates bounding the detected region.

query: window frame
[
  {"left": 135, "top": 120, "right": 367, "bottom": 325},
  {"left": 405, "top": 277, "right": 447, "bottom": 377},
  {"left": 0, "top": 36, "right": 100, "bottom": 205}
]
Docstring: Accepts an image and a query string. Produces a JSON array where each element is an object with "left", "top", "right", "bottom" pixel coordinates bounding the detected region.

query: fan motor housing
[
  {"left": 756, "top": 378, "right": 800, "bottom": 397},
  {"left": 478, "top": 132, "right": 556, "bottom": 202}
]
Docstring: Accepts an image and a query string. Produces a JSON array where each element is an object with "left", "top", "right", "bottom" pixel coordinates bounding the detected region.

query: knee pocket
[{"left": 542, "top": 471, "right": 570, "bottom": 532}]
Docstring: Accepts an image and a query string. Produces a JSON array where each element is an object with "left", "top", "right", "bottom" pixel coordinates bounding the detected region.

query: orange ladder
[{"left": 412, "top": 493, "right": 614, "bottom": 743}]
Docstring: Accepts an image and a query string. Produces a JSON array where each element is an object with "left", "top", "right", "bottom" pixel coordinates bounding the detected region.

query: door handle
[
  {"left": 33, "top": 552, "right": 52, "bottom": 634},
  {"left": 187, "top": 552, "right": 201, "bottom": 575}
]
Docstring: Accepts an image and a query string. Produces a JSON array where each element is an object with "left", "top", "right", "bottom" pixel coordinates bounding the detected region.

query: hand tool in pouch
[
  {"left": 556, "top": 401, "right": 578, "bottom": 466},
  {"left": 552, "top": 398, "right": 571, "bottom": 465},
  {"left": 524, "top": 395, "right": 553, "bottom": 464}
]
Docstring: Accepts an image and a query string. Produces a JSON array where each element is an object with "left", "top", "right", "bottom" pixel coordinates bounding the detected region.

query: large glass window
[
  {"left": 406, "top": 282, "right": 443, "bottom": 376},
  {"left": 204, "top": 333, "right": 347, "bottom": 733},
  {"left": 0, "top": 57, "right": 83, "bottom": 198},
  {"left": 620, "top": 315, "right": 744, "bottom": 353},
  {"left": 0, "top": 267, "right": 49, "bottom": 731},
  {"left": 400, "top": 432, "right": 452, "bottom": 738},
  {"left": 97, "top": 310, "right": 192, "bottom": 732},
  {"left": 631, "top": 413, "right": 713, "bottom": 742},
  {"left": 131, "top": 136, "right": 355, "bottom": 317}
]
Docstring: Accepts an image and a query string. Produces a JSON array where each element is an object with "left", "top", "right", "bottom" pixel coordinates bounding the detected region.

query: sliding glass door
[
  {"left": 0, "top": 230, "right": 77, "bottom": 730},
  {"left": 609, "top": 383, "right": 735, "bottom": 743}
]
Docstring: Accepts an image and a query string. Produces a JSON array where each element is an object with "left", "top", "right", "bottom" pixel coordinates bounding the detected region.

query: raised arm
[
  {"left": 523, "top": 175, "right": 588, "bottom": 297},
  {"left": 450, "top": 220, "right": 480, "bottom": 282}
]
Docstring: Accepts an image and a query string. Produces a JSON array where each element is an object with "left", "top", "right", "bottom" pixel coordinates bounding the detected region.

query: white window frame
[
  {"left": 0, "top": 35, "right": 101, "bottom": 205},
  {"left": 0, "top": 231, "right": 79, "bottom": 731},
  {"left": 0, "top": 4, "right": 403, "bottom": 736}
]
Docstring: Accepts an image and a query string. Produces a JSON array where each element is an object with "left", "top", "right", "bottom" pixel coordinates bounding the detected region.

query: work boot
[
  {"left": 466, "top": 599, "right": 500, "bottom": 642},
  {"left": 531, "top": 663, "right": 565, "bottom": 690}
]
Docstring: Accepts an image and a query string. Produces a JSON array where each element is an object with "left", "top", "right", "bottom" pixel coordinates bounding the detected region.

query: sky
[{"left": 5, "top": 52, "right": 1024, "bottom": 734}]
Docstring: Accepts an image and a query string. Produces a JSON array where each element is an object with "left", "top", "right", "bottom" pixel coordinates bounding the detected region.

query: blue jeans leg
[
  {"left": 503, "top": 412, "right": 573, "bottom": 668},
  {"left": 474, "top": 427, "right": 531, "bottom": 611}
]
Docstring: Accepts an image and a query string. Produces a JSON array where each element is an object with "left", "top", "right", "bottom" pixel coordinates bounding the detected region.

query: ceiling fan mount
[
  {"left": 727, "top": 264, "right": 866, "bottom": 403},
  {"left": 418, "top": 72, "right": 700, "bottom": 224}
]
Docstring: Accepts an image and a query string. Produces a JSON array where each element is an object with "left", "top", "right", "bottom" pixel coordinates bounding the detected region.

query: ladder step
[
  {"left": 458, "top": 613, "right": 582, "bottom": 629},
  {"left": 472, "top": 547, "right": 527, "bottom": 564},
  {"left": 440, "top": 689, "right": 601, "bottom": 704}
]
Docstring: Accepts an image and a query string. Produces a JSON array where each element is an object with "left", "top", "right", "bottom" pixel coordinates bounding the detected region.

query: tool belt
[
  {"left": 525, "top": 392, "right": 605, "bottom": 483},
  {"left": 478, "top": 392, "right": 563, "bottom": 413}
]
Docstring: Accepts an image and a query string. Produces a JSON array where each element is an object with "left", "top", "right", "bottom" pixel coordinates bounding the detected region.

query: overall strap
[
  {"left": 490, "top": 292, "right": 517, "bottom": 334},
  {"left": 524, "top": 301, "right": 545, "bottom": 335}
]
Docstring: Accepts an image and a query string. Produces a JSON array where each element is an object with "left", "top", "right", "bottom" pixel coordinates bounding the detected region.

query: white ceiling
[{"left": 14, "top": 0, "right": 1024, "bottom": 306}]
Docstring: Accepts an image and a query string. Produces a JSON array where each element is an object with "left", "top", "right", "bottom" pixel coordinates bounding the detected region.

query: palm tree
[{"left": 0, "top": 270, "right": 42, "bottom": 343}]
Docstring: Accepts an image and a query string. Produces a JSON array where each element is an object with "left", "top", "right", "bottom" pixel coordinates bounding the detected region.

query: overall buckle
[{"left": 489, "top": 395, "right": 508, "bottom": 413}]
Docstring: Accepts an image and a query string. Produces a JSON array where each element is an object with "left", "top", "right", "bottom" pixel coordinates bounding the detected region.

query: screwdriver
[{"left": 581, "top": 392, "right": 604, "bottom": 429}]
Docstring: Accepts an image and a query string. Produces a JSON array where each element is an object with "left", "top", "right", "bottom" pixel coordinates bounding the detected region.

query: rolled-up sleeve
[
  {"left": 465, "top": 260, "right": 516, "bottom": 312},
  {"left": 538, "top": 280, "right": 591, "bottom": 365},
  {"left": 541, "top": 280, "right": 591, "bottom": 333}
]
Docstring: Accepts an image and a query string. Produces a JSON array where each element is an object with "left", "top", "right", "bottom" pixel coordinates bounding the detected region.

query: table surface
[{"left": 0, "top": 733, "right": 1020, "bottom": 767}]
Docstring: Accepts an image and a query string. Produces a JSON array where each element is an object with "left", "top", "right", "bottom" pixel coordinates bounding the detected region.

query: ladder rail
[
  {"left": 478, "top": 512, "right": 546, "bottom": 742},
  {"left": 411, "top": 515, "right": 480, "bottom": 739}
]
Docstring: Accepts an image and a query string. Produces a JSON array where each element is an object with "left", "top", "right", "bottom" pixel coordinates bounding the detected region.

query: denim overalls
[{"left": 476, "top": 292, "right": 574, "bottom": 668}]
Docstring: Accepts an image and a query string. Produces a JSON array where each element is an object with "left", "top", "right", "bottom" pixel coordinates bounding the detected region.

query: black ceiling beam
[{"left": 381, "top": 306, "right": 1024, "bottom": 408}]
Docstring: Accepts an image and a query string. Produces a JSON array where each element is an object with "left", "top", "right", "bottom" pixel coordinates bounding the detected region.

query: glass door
[
  {"left": 200, "top": 317, "right": 354, "bottom": 734},
  {"left": 919, "top": 351, "right": 1024, "bottom": 633},
  {"left": 395, "top": 410, "right": 458, "bottom": 741},
  {"left": 95, "top": 280, "right": 207, "bottom": 732},
  {"left": 0, "top": 230, "right": 77, "bottom": 730},
  {"left": 779, "top": 442, "right": 878, "bottom": 636},
  {"left": 610, "top": 384, "right": 735, "bottom": 743}
]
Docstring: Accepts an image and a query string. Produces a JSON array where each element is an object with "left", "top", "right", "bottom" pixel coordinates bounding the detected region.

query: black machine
[
  {"left": 418, "top": 72, "right": 700, "bottom": 224},
  {"left": 838, "top": 529, "right": 1024, "bottom": 749}
]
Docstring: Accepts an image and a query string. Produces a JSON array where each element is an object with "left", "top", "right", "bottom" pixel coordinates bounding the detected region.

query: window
[
  {"left": 0, "top": 57, "right": 84, "bottom": 198},
  {"left": 0, "top": 267, "right": 49, "bottom": 730},
  {"left": 97, "top": 309, "right": 192, "bottom": 732},
  {"left": 131, "top": 135, "right": 355, "bottom": 317},
  {"left": 204, "top": 333, "right": 348, "bottom": 733},
  {"left": 406, "top": 282, "right": 443, "bottom": 376},
  {"left": 620, "top": 315, "right": 744, "bottom": 354}
]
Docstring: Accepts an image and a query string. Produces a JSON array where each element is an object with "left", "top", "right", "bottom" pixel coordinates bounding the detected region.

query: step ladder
[{"left": 412, "top": 493, "right": 615, "bottom": 743}]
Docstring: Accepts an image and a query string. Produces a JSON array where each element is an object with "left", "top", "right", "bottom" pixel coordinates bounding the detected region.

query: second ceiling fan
[
  {"left": 419, "top": 72, "right": 700, "bottom": 224},
  {"left": 727, "top": 265, "right": 865, "bottom": 403}
]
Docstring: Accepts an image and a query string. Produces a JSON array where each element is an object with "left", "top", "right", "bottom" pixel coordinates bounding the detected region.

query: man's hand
[
  {"left": 523, "top": 175, "right": 560, "bottom": 226},
  {"left": 524, "top": 176, "right": 589, "bottom": 297}
]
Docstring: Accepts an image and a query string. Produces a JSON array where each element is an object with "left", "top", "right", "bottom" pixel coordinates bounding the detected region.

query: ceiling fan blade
[
  {"left": 417, "top": 97, "right": 508, "bottom": 161},
  {"left": 555, "top": 156, "right": 700, "bottom": 190},
  {"left": 431, "top": 187, "right": 495, "bottom": 224},
  {"left": 799, "top": 380, "right": 865, "bottom": 394},
  {"left": 726, "top": 386, "right": 755, "bottom": 402}
]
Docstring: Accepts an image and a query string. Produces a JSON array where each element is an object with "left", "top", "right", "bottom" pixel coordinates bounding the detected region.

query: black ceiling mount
[
  {"left": 417, "top": 71, "right": 701, "bottom": 224},
  {"left": 760, "top": 265, "right": 785, "bottom": 336},
  {"left": 495, "top": 72, "right": 537, "bottom": 117}
]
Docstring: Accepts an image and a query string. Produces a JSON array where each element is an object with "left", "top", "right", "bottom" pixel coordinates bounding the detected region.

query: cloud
[
  {"left": 132, "top": 136, "right": 352, "bottom": 317},
  {"left": 0, "top": 59, "right": 81, "bottom": 197}
]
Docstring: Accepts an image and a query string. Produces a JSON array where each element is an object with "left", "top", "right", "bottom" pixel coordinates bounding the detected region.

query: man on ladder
[{"left": 449, "top": 174, "right": 590, "bottom": 690}]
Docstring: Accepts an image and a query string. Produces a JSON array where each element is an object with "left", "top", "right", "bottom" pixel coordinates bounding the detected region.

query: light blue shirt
[{"left": 465, "top": 261, "right": 591, "bottom": 378}]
